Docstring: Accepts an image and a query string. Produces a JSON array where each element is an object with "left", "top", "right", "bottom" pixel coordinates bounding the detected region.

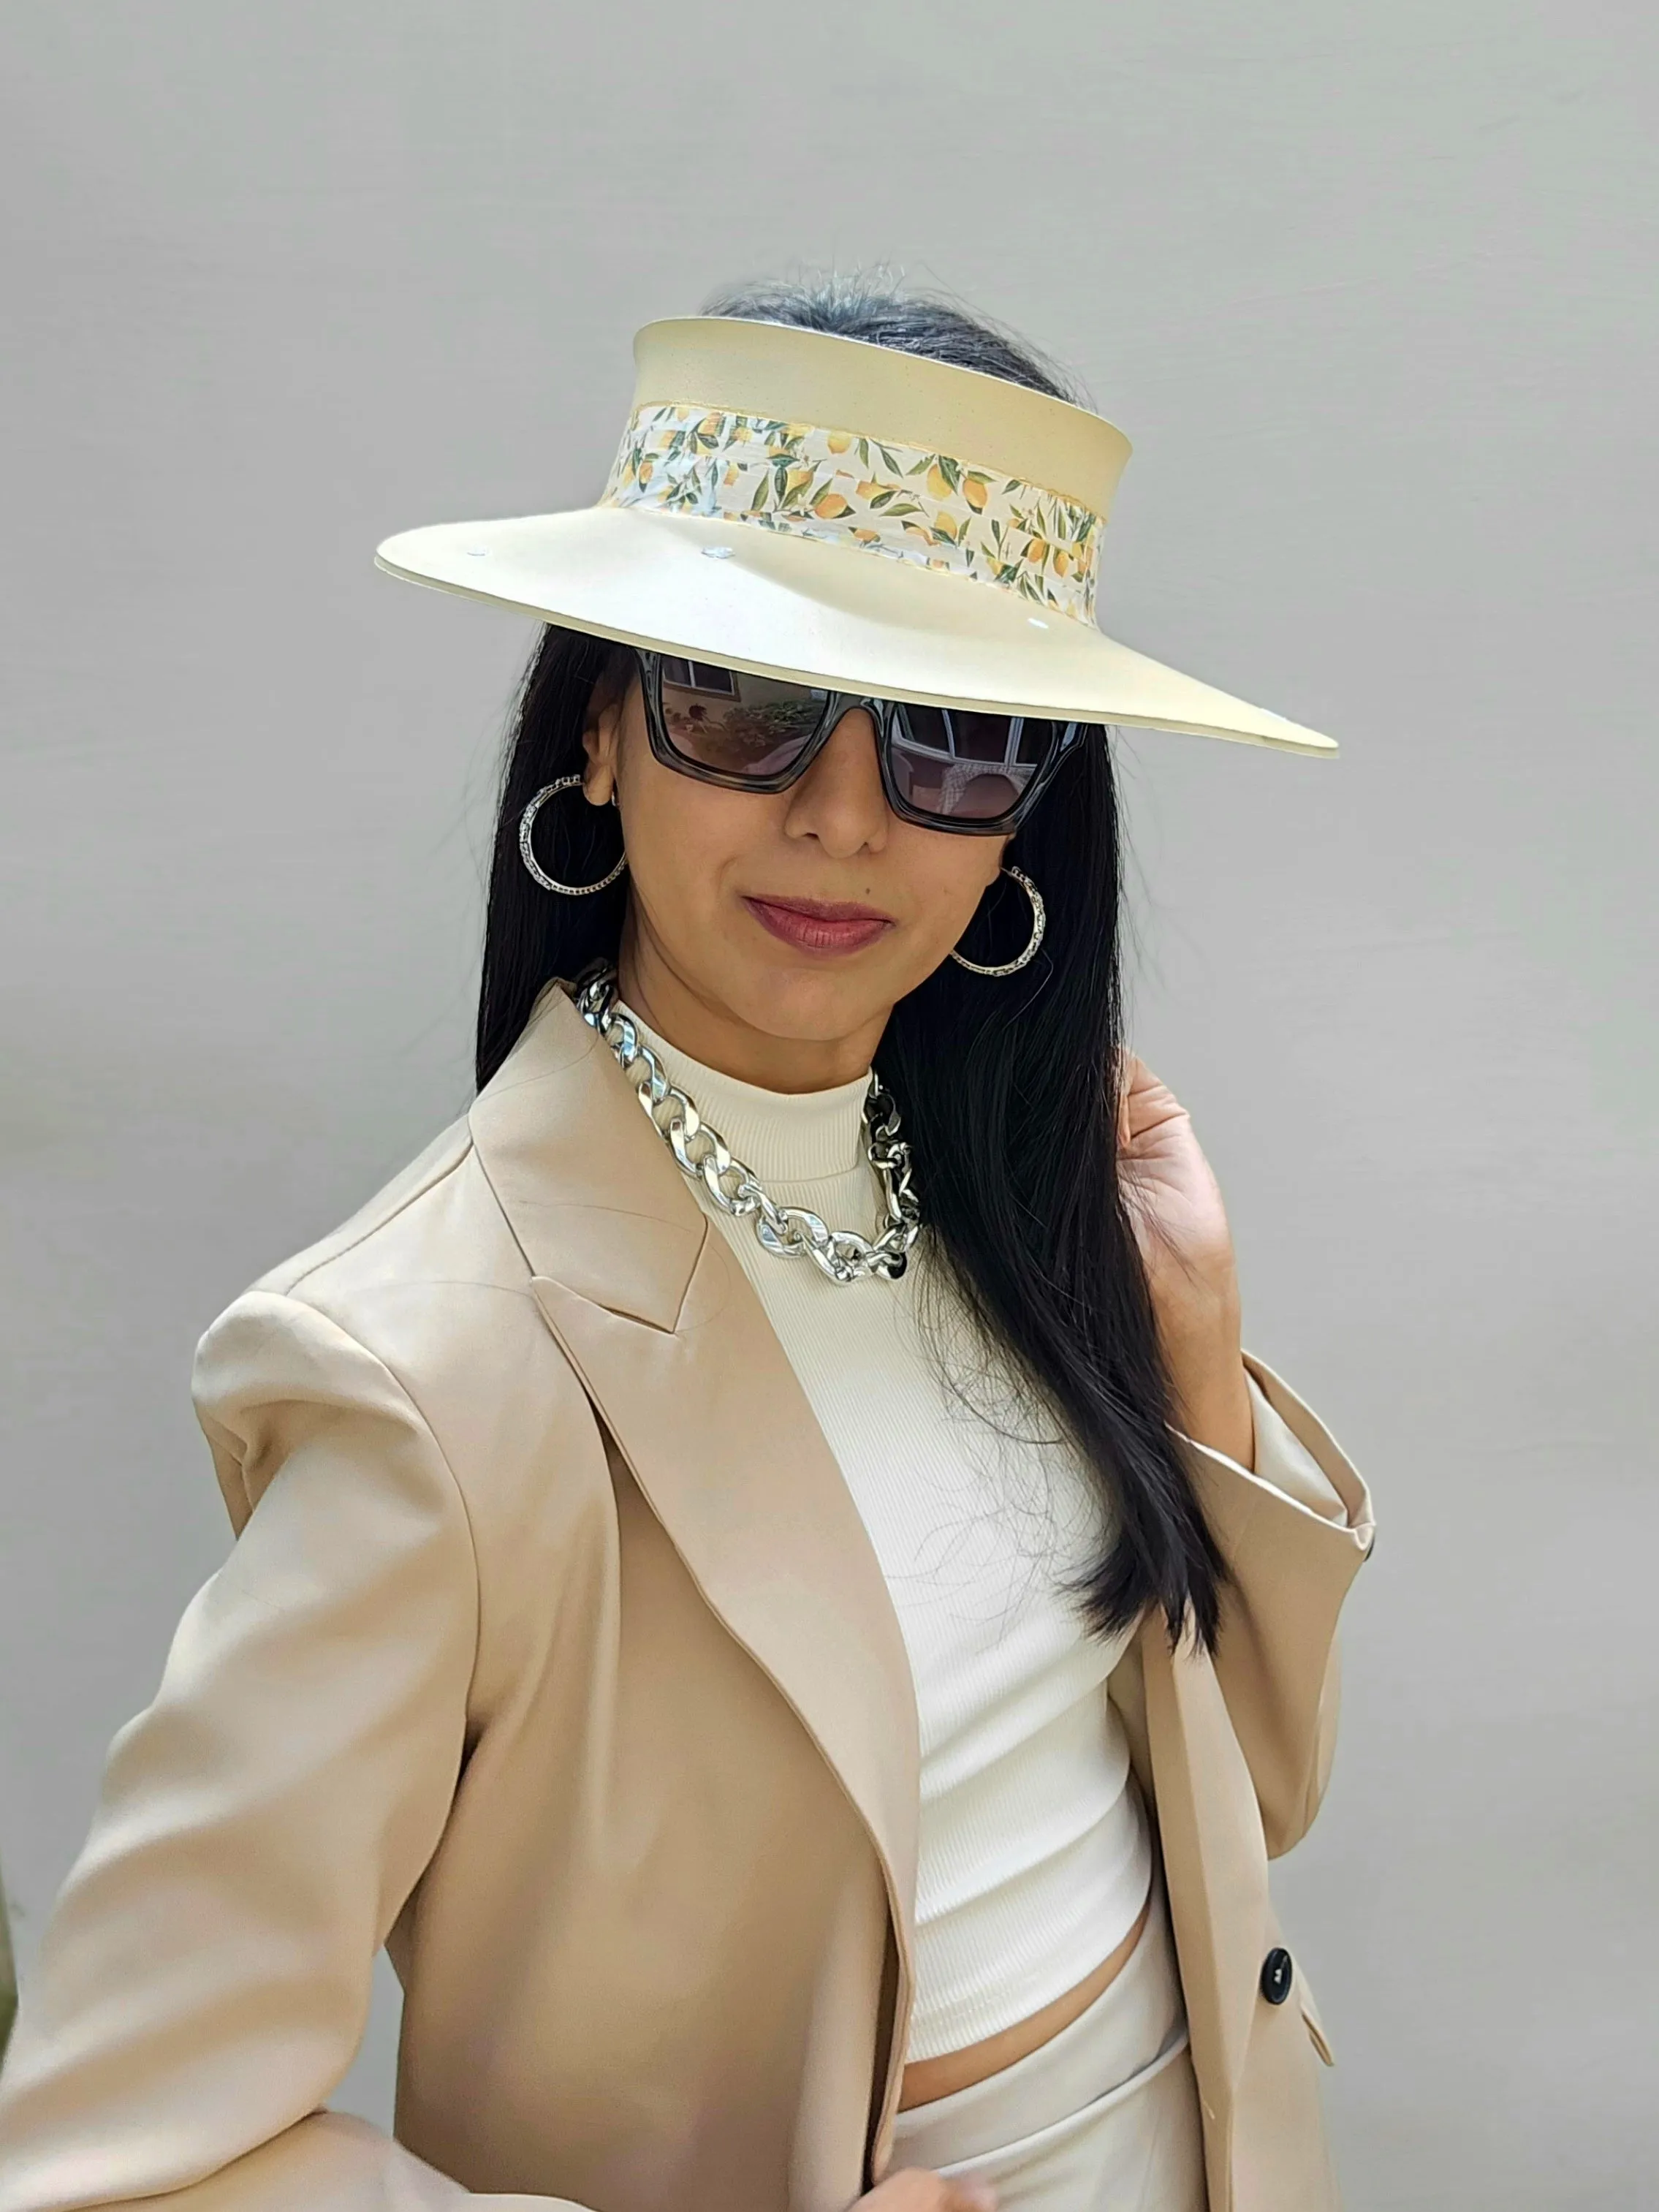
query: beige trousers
[{"left": 888, "top": 1873, "right": 1206, "bottom": 2212}]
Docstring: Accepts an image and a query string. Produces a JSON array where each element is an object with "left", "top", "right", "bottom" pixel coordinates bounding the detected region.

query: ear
[{"left": 580, "top": 668, "right": 627, "bottom": 806}]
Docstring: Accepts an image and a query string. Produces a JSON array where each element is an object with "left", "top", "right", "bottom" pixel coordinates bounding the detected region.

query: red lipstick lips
[{"left": 743, "top": 895, "right": 895, "bottom": 955}]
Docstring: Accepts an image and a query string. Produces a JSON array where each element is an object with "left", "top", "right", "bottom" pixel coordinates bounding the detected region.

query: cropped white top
[{"left": 624, "top": 1011, "right": 1155, "bottom": 2062}]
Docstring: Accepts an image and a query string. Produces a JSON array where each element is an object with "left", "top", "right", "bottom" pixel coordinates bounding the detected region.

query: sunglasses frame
[{"left": 633, "top": 650, "right": 1085, "bottom": 836}]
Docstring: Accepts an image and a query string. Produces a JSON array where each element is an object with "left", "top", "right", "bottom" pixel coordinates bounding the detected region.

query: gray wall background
[{"left": 3, "top": 4, "right": 1655, "bottom": 2206}]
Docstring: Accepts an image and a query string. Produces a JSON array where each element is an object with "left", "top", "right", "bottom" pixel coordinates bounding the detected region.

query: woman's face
[{"left": 582, "top": 668, "right": 1007, "bottom": 1087}]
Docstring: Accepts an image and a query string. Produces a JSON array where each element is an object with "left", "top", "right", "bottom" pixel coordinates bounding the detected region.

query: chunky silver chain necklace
[{"left": 575, "top": 967, "right": 922, "bottom": 1284}]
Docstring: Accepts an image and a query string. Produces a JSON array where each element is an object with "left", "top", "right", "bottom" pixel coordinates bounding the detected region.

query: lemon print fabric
[{"left": 601, "top": 404, "right": 1103, "bottom": 621}]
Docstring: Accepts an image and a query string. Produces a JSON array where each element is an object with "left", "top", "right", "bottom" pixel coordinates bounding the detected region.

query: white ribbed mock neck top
[{"left": 618, "top": 1005, "right": 1152, "bottom": 2063}]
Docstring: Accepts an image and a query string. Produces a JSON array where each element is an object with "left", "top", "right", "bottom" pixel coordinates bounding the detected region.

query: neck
[{"left": 618, "top": 917, "right": 887, "bottom": 1094}]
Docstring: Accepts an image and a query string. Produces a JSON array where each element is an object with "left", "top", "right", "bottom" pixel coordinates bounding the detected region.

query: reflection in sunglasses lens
[
  {"left": 892, "top": 706, "right": 1055, "bottom": 820},
  {"left": 659, "top": 659, "right": 824, "bottom": 779}
]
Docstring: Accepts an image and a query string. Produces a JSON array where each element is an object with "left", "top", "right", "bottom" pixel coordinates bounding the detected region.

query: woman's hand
[
  {"left": 851, "top": 2170, "right": 996, "bottom": 2212},
  {"left": 1117, "top": 1053, "right": 1255, "bottom": 1470}
]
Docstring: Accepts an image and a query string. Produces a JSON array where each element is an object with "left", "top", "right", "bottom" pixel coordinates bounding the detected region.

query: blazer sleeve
[
  {"left": 1179, "top": 1352, "right": 1376, "bottom": 1860},
  {"left": 0, "top": 1292, "right": 578, "bottom": 2212}
]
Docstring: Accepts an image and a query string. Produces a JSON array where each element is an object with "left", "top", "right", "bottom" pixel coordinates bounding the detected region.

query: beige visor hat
[{"left": 376, "top": 315, "right": 1336, "bottom": 756}]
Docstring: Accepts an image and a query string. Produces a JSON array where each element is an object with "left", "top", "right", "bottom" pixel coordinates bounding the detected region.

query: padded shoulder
[{"left": 249, "top": 1118, "right": 477, "bottom": 1300}]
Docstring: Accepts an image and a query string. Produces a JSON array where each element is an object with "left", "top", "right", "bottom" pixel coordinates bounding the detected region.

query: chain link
[{"left": 575, "top": 968, "right": 922, "bottom": 1284}]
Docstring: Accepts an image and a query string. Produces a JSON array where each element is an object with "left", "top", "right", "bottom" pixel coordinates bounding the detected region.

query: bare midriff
[{"left": 897, "top": 1893, "right": 1153, "bottom": 2112}]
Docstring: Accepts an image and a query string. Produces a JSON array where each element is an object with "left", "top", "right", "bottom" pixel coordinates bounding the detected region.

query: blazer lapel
[
  {"left": 469, "top": 986, "right": 922, "bottom": 1990},
  {"left": 1141, "top": 1621, "right": 1266, "bottom": 2145}
]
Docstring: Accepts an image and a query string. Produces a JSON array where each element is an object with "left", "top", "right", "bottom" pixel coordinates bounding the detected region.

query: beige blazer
[{"left": 0, "top": 985, "right": 1375, "bottom": 2212}]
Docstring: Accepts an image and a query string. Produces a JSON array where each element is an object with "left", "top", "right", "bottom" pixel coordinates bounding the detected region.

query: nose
[{"left": 781, "top": 705, "right": 889, "bottom": 857}]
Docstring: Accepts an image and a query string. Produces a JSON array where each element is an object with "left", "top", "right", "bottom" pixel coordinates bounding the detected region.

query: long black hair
[{"left": 477, "top": 276, "right": 1226, "bottom": 1650}]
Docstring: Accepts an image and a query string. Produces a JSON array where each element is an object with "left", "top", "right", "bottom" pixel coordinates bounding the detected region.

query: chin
[{"left": 725, "top": 954, "right": 900, "bottom": 1045}]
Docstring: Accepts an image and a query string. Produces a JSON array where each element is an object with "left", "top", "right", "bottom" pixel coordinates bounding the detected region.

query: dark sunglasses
[{"left": 636, "top": 651, "right": 1085, "bottom": 835}]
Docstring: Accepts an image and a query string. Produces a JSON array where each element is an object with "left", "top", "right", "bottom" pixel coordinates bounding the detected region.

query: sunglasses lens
[
  {"left": 890, "top": 707, "right": 1065, "bottom": 823},
  {"left": 658, "top": 659, "right": 826, "bottom": 780}
]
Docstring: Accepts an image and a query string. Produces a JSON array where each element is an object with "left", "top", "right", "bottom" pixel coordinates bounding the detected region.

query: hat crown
[{"left": 629, "top": 318, "right": 1131, "bottom": 520}]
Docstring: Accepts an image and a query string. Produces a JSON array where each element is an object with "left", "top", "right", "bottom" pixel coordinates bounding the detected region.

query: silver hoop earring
[
  {"left": 518, "top": 776, "right": 628, "bottom": 895},
  {"left": 949, "top": 864, "right": 1047, "bottom": 977}
]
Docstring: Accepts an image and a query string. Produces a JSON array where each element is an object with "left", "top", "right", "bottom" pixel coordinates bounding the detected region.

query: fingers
[
  {"left": 1119, "top": 1053, "right": 1158, "bottom": 1159},
  {"left": 1117, "top": 1050, "right": 1191, "bottom": 1150},
  {"left": 857, "top": 2166, "right": 998, "bottom": 2212}
]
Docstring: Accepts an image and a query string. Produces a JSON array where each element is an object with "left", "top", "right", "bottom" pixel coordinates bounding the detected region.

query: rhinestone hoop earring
[
  {"left": 949, "top": 864, "right": 1047, "bottom": 977},
  {"left": 517, "top": 776, "right": 628, "bottom": 895}
]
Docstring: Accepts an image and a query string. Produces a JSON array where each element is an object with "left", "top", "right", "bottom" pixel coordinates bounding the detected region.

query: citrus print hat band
[{"left": 601, "top": 404, "right": 1104, "bottom": 624}]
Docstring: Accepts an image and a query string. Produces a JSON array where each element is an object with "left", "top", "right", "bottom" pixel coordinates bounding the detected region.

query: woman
[{"left": 0, "top": 281, "right": 1373, "bottom": 2212}]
